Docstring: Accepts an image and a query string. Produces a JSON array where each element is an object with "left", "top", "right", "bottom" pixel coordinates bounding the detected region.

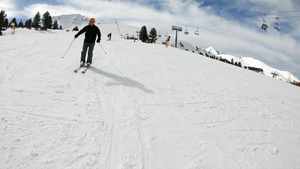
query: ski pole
[
  {"left": 99, "top": 43, "right": 107, "bottom": 54},
  {"left": 62, "top": 38, "right": 75, "bottom": 58}
]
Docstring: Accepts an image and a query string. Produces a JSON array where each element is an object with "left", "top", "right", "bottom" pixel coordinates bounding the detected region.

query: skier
[
  {"left": 107, "top": 33, "right": 112, "bottom": 41},
  {"left": 74, "top": 18, "right": 101, "bottom": 67},
  {"left": 166, "top": 36, "right": 170, "bottom": 47},
  {"left": 10, "top": 22, "right": 15, "bottom": 34}
]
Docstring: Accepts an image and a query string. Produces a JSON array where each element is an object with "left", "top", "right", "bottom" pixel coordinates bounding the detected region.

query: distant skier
[
  {"left": 74, "top": 18, "right": 101, "bottom": 67},
  {"left": 107, "top": 33, "right": 112, "bottom": 41},
  {"left": 10, "top": 22, "right": 15, "bottom": 34},
  {"left": 166, "top": 36, "right": 170, "bottom": 47}
]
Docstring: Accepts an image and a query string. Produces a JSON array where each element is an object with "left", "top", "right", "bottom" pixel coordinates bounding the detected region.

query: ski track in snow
[{"left": 0, "top": 26, "right": 300, "bottom": 169}]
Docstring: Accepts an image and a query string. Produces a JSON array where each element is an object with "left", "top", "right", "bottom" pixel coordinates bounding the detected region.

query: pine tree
[
  {"left": 52, "top": 20, "right": 59, "bottom": 29},
  {"left": 33, "top": 12, "right": 41, "bottom": 30},
  {"left": 25, "top": 18, "right": 32, "bottom": 29},
  {"left": 0, "top": 10, "right": 7, "bottom": 32},
  {"left": 11, "top": 18, "right": 17, "bottom": 27},
  {"left": 42, "top": 11, "right": 52, "bottom": 31},
  {"left": 18, "top": 20, "right": 24, "bottom": 28},
  {"left": 73, "top": 26, "right": 79, "bottom": 31},
  {"left": 149, "top": 27, "right": 158, "bottom": 43},
  {"left": 139, "top": 26, "right": 148, "bottom": 43},
  {"left": 5, "top": 18, "right": 8, "bottom": 28}
]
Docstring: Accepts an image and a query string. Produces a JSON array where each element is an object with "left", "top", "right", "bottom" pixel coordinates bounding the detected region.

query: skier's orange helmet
[{"left": 89, "top": 18, "right": 96, "bottom": 23}]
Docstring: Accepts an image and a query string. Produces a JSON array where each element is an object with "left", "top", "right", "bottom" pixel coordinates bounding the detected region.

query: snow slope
[
  {"left": 1, "top": 25, "right": 300, "bottom": 169},
  {"left": 164, "top": 32, "right": 299, "bottom": 83}
]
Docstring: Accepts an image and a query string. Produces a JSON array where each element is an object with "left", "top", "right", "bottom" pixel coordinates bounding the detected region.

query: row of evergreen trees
[
  {"left": 139, "top": 26, "right": 158, "bottom": 43},
  {"left": 0, "top": 10, "right": 61, "bottom": 31}
]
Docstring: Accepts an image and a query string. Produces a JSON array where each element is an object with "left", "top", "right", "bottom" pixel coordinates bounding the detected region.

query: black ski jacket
[{"left": 75, "top": 25, "right": 101, "bottom": 43}]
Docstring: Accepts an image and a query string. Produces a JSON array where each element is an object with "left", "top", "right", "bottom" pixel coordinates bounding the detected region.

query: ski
[
  {"left": 74, "top": 66, "right": 83, "bottom": 73},
  {"left": 81, "top": 66, "right": 90, "bottom": 74}
]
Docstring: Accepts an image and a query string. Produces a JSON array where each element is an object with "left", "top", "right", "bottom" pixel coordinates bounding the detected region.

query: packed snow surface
[{"left": 0, "top": 24, "right": 300, "bottom": 169}]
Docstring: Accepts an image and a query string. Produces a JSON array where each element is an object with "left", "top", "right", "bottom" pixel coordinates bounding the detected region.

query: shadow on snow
[{"left": 90, "top": 67, "right": 154, "bottom": 94}]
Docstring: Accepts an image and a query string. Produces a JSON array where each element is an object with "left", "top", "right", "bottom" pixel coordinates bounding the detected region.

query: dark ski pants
[{"left": 81, "top": 42, "right": 95, "bottom": 64}]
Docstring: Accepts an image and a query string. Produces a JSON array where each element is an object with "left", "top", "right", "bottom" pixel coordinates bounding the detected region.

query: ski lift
[
  {"left": 195, "top": 27, "right": 199, "bottom": 35},
  {"left": 274, "top": 17, "right": 280, "bottom": 31},
  {"left": 261, "top": 23, "right": 268, "bottom": 31},
  {"left": 261, "top": 14, "right": 268, "bottom": 31},
  {"left": 184, "top": 26, "right": 189, "bottom": 35}
]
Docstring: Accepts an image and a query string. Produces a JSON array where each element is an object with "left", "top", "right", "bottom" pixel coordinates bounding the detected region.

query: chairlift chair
[
  {"left": 195, "top": 27, "right": 199, "bottom": 35},
  {"left": 274, "top": 17, "right": 280, "bottom": 31},
  {"left": 261, "top": 13, "right": 268, "bottom": 31},
  {"left": 184, "top": 26, "right": 189, "bottom": 35},
  {"left": 274, "top": 23, "right": 280, "bottom": 31},
  {"left": 261, "top": 23, "right": 268, "bottom": 31}
]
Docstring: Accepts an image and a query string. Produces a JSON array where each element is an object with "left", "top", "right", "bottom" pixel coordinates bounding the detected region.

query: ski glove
[
  {"left": 97, "top": 39, "right": 100, "bottom": 43},
  {"left": 74, "top": 34, "right": 79, "bottom": 38}
]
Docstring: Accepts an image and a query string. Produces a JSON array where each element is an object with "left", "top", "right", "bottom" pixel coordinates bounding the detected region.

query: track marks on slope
[
  {"left": 0, "top": 107, "right": 106, "bottom": 168},
  {"left": 104, "top": 91, "right": 117, "bottom": 169},
  {"left": 136, "top": 113, "right": 150, "bottom": 169}
]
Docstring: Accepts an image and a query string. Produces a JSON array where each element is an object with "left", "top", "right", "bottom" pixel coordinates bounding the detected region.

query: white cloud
[
  {"left": 22, "top": 4, "right": 81, "bottom": 18},
  {"left": 0, "top": 0, "right": 17, "bottom": 17},
  {"left": 0, "top": 0, "right": 15, "bottom": 8}
]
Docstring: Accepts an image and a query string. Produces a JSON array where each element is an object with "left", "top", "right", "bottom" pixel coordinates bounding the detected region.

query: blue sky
[
  {"left": 17, "top": 0, "right": 60, "bottom": 7},
  {"left": 1, "top": 0, "right": 300, "bottom": 79}
]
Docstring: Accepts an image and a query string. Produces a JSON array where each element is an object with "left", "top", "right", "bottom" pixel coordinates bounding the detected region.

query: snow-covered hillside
[
  {"left": 0, "top": 24, "right": 300, "bottom": 169},
  {"left": 166, "top": 39, "right": 299, "bottom": 83},
  {"left": 50, "top": 14, "right": 299, "bottom": 83}
]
